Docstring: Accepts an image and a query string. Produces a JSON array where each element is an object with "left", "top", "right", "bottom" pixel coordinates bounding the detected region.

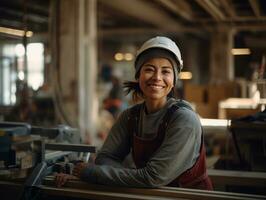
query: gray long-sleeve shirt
[{"left": 80, "top": 98, "right": 202, "bottom": 188}]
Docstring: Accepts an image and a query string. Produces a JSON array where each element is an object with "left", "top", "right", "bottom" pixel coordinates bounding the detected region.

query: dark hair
[
  {"left": 123, "top": 81, "right": 176, "bottom": 103},
  {"left": 123, "top": 81, "right": 143, "bottom": 103}
]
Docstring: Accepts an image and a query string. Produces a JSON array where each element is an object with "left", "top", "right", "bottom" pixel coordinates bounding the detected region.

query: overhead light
[
  {"left": 231, "top": 48, "right": 251, "bottom": 55},
  {"left": 114, "top": 53, "right": 124, "bottom": 61},
  {"left": 124, "top": 53, "right": 134, "bottom": 61},
  {"left": 179, "top": 71, "right": 192, "bottom": 80},
  {"left": 114, "top": 52, "right": 134, "bottom": 61},
  {"left": 0, "top": 26, "right": 33, "bottom": 37}
]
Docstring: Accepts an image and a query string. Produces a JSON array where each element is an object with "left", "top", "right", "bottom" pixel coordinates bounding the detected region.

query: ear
[{"left": 171, "top": 79, "right": 175, "bottom": 88}]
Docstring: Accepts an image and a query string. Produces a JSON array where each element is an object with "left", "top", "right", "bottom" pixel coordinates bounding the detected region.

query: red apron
[{"left": 129, "top": 104, "right": 213, "bottom": 190}]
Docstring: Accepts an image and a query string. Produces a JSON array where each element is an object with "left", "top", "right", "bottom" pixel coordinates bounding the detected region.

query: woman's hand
[
  {"left": 54, "top": 173, "right": 77, "bottom": 187},
  {"left": 72, "top": 162, "right": 89, "bottom": 178}
]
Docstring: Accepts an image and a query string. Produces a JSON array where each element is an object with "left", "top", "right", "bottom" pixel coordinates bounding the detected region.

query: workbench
[
  {"left": 1, "top": 170, "right": 266, "bottom": 200},
  {"left": 218, "top": 98, "right": 266, "bottom": 119}
]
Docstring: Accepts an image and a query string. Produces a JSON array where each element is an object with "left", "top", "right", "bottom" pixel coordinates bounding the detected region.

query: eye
[
  {"left": 162, "top": 69, "right": 171, "bottom": 74},
  {"left": 143, "top": 67, "right": 154, "bottom": 72}
]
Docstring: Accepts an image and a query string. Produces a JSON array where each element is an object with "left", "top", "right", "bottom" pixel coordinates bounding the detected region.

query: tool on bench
[
  {"left": 19, "top": 143, "right": 96, "bottom": 200},
  {"left": 0, "top": 121, "right": 96, "bottom": 200}
]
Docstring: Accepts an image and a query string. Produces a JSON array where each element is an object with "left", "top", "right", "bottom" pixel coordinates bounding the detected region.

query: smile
[{"left": 148, "top": 84, "right": 164, "bottom": 89}]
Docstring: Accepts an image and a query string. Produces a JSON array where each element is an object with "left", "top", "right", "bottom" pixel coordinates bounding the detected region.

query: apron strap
[{"left": 127, "top": 103, "right": 143, "bottom": 143}]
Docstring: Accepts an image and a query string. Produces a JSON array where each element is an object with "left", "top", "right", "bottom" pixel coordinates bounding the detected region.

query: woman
[{"left": 55, "top": 36, "right": 213, "bottom": 190}]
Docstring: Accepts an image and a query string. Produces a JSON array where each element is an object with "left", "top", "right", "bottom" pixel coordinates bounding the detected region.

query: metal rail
[{"left": 45, "top": 143, "right": 96, "bottom": 153}]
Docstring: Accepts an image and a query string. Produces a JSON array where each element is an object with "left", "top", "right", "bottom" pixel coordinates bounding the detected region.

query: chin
[{"left": 146, "top": 95, "right": 165, "bottom": 100}]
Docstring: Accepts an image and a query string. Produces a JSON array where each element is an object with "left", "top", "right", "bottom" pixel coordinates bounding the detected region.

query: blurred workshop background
[{"left": 0, "top": 0, "right": 266, "bottom": 186}]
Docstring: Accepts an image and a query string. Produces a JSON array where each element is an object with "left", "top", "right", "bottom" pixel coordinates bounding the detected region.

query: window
[{"left": 0, "top": 43, "right": 44, "bottom": 106}]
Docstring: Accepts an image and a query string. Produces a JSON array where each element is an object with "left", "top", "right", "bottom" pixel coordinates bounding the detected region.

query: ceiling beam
[
  {"left": 99, "top": 27, "right": 206, "bottom": 37},
  {"left": 0, "top": 7, "right": 48, "bottom": 23},
  {"left": 196, "top": 16, "right": 266, "bottom": 22},
  {"left": 99, "top": 0, "right": 181, "bottom": 30},
  {"left": 155, "top": 0, "right": 193, "bottom": 21},
  {"left": 195, "top": 0, "right": 226, "bottom": 21},
  {"left": 236, "top": 24, "right": 266, "bottom": 31},
  {"left": 248, "top": 0, "right": 261, "bottom": 18},
  {"left": 219, "top": 0, "right": 236, "bottom": 18}
]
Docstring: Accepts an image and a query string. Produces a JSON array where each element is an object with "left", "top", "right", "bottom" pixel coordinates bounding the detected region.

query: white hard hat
[{"left": 135, "top": 36, "right": 183, "bottom": 72}]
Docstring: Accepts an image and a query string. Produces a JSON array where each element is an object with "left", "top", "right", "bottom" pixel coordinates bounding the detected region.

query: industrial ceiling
[
  {"left": 97, "top": 0, "right": 266, "bottom": 48},
  {"left": 0, "top": 0, "right": 266, "bottom": 35},
  {"left": 0, "top": 0, "right": 49, "bottom": 35},
  {"left": 98, "top": 0, "right": 266, "bottom": 32}
]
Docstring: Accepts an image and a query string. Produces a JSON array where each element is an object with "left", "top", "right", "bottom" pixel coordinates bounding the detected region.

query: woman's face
[{"left": 138, "top": 57, "right": 174, "bottom": 102}]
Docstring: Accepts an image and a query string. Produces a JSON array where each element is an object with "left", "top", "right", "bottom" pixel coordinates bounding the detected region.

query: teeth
[{"left": 149, "top": 84, "right": 163, "bottom": 89}]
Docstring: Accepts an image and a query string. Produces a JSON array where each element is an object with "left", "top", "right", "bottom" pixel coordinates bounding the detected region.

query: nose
[{"left": 152, "top": 70, "right": 162, "bottom": 80}]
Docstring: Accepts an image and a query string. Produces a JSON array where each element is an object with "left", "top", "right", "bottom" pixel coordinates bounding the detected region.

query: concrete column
[
  {"left": 209, "top": 26, "right": 235, "bottom": 84},
  {"left": 58, "top": 0, "right": 79, "bottom": 126},
  {"left": 183, "top": 36, "right": 202, "bottom": 84},
  {"left": 58, "top": 0, "right": 98, "bottom": 143},
  {"left": 78, "top": 0, "right": 98, "bottom": 142}
]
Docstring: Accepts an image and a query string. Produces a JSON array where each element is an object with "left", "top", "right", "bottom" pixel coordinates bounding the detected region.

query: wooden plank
[
  {"left": 161, "top": 186, "right": 266, "bottom": 200},
  {"left": 43, "top": 176, "right": 266, "bottom": 200},
  {"left": 0, "top": 181, "right": 179, "bottom": 200},
  {"left": 208, "top": 169, "right": 266, "bottom": 187},
  {"left": 1, "top": 179, "right": 265, "bottom": 200},
  {"left": 41, "top": 186, "right": 180, "bottom": 200}
]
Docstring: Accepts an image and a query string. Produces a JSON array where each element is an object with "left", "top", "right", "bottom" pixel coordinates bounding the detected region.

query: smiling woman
[
  {"left": 55, "top": 36, "right": 213, "bottom": 190},
  {"left": 138, "top": 58, "right": 175, "bottom": 113}
]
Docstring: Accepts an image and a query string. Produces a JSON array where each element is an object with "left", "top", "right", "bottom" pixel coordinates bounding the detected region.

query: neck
[{"left": 145, "top": 98, "right": 167, "bottom": 114}]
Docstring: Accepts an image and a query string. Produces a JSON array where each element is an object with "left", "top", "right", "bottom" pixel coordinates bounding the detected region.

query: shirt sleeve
[
  {"left": 80, "top": 107, "right": 202, "bottom": 188},
  {"left": 94, "top": 110, "right": 131, "bottom": 168}
]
